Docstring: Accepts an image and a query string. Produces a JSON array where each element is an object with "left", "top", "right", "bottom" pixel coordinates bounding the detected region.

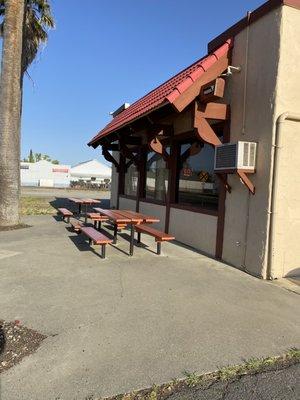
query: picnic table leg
[
  {"left": 129, "top": 224, "right": 134, "bottom": 256},
  {"left": 157, "top": 242, "right": 161, "bottom": 255},
  {"left": 78, "top": 204, "right": 81, "bottom": 215},
  {"left": 113, "top": 224, "right": 118, "bottom": 244},
  {"left": 98, "top": 220, "right": 102, "bottom": 231},
  {"left": 101, "top": 244, "right": 106, "bottom": 259},
  {"left": 137, "top": 232, "right": 141, "bottom": 244},
  {"left": 84, "top": 204, "right": 88, "bottom": 224}
]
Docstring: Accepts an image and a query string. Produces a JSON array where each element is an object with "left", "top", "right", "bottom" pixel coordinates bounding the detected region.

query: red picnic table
[
  {"left": 69, "top": 198, "right": 100, "bottom": 223},
  {"left": 93, "top": 208, "right": 159, "bottom": 256}
]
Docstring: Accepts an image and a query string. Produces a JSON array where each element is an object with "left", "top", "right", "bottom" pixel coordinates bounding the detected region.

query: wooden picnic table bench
[
  {"left": 116, "top": 210, "right": 160, "bottom": 224},
  {"left": 135, "top": 224, "right": 175, "bottom": 255},
  {"left": 87, "top": 212, "right": 109, "bottom": 230},
  {"left": 93, "top": 208, "right": 161, "bottom": 256},
  {"left": 69, "top": 198, "right": 101, "bottom": 221},
  {"left": 81, "top": 227, "right": 112, "bottom": 259},
  {"left": 57, "top": 208, "right": 73, "bottom": 223},
  {"left": 93, "top": 208, "right": 131, "bottom": 242},
  {"left": 69, "top": 219, "right": 83, "bottom": 232}
]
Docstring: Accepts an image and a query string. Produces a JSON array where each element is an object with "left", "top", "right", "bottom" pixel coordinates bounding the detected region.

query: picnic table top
[
  {"left": 93, "top": 208, "right": 160, "bottom": 224},
  {"left": 69, "top": 198, "right": 100, "bottom": 204},
  {"left": 93, "top": 208, "right": 132, "bottom": 223},
  {"left": 117, "top": 210, "right": 160, "bottom": 223}
]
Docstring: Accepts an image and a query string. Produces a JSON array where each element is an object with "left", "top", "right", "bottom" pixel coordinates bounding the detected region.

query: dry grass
[
  {"left": 99, "top": 349, "right": 300, "bottom": 400},
  {"left": 20, "top": 196, "right": 55, "bottom": 215}
]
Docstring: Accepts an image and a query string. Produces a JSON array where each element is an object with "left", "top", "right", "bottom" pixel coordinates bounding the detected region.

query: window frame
[
  {"left": 119, "top": 127, "right": 224, "bottom": 215},
  {"left": 171, "top": 136, "right": 220, "bottom": 215},
  {"left": 141, "top": 150, "right": 169, "bottom": 205},
  {"left": 122, "top": 159, "right": 139, "bottom": 198}
]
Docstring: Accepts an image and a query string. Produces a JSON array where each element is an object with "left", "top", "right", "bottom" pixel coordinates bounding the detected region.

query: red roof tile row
[{"left": 88, "top": 39, "right": 232, "bottom": 146}]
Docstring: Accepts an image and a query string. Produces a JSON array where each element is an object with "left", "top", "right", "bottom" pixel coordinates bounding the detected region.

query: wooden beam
[
  {"left": 170, "top": 54, "right": 229, "bottom": 113},
  {"left": 149, "top": 137, "right": 171, "bottom": 167},
  {"left": 149, "top": 137, "right": 163, "bottom": 154},
  {"left": 194, "top": 114, "right": 222, "bottom": 146},
  {"left": 237, "top": 170, "right": 255, "bottom": 194},
  {"left": 216, "top": 173, "right": 231, "bottom": 193},
  {"left": 105, "top": 143, "right": 119, "bottom": 151},
  {"left": 196, "top": 102, "right": 230, "bottom": 120},
  {"left": 123, "top": 136, "right": 142, "bottom": 145},
  {"left": 199, "top": 78, "right": 225, "bottom": 103},
  {"left": 193, "top": 112, "right": 232, "bottom": 192},
  {"left": 180, "top": 142, "right": 203, "bottom": 165},
  {"left": 102, "top": 147, "right": 120, "bottom": 171},
  {"left": 121, "top": 144, "right": 140, "bottom": 168}
]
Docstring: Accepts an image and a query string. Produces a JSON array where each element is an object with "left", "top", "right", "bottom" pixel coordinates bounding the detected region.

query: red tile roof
[{"left": 88, "top": 39, "right": 232, "bottom": 147}]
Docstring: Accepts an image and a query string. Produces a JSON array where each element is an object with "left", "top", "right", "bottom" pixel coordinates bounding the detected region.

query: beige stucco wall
[
  {"left": 119, "top": 196, "right": 136, "bottom": 211},
  {"left": 139, "top": 201, "right": 166, "bottom": 230},
  {"left": 222, "top": 8, "right": 282, "bottom": 278},
  {"left": 169, "top": 208, "right": 217, "bottom": 256},
  {"left": 270, "top": 6, "right": 300, "bottom": 278}
]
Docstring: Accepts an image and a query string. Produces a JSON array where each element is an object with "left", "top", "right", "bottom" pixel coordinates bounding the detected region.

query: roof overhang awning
[{"left": 88, "top": 39, "right": 233, "bottom": 149}]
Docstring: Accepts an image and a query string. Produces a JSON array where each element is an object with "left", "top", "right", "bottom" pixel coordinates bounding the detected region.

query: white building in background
[
  {"left": 70, "top": 159, "right": 111, "bottom": 185},
  {"left": 20, "top": 160, "right": 71, "bottom": 187}
]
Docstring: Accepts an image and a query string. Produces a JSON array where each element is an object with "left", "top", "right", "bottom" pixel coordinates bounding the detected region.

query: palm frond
[{"left": 0, "top": 0, "right": 55, "bottom": 73}]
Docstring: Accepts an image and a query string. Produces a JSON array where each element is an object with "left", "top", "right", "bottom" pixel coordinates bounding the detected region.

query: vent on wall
[{"left": 214, "top": 141, "right": 257, "bottom": 171}]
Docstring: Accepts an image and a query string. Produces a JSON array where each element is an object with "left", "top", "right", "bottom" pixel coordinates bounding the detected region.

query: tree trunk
[{"left": 0, "top": 0, "right": 25, "bottom": 227}]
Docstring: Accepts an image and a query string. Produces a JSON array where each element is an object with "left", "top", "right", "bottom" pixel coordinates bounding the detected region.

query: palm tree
[
  {"left": 0, "top": 0, "right": 55, "bottom": 75},
  {"left": 0, "top": 0, "right": 54, "bottom": 227},
  {"left": 0, "top": 0, "right": 25, "bottom": 227}
]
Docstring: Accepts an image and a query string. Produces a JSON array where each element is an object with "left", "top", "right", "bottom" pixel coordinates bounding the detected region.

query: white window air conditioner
[{"left": 214, "top": 141, "right": 257, "bottom": 172}]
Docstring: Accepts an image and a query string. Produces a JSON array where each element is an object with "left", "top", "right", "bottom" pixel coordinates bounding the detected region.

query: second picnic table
[
  {"left": 69, "top": 198, "right": 100, "bottom": 223},
  {"left": 93, "top": 208, "right": 159, "bottom": 256}
]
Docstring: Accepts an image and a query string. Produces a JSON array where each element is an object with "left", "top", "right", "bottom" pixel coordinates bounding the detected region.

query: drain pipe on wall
[{"left": 266, "top": 112, "right": 300, "bottom": 279}]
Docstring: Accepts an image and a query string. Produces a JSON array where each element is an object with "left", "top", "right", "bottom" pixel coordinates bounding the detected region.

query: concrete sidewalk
[{"left": 0, "top": 216, "right": 299, "bottom": 400}]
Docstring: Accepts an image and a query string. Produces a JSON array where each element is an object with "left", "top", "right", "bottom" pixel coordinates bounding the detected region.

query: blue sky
[{"left": 18, "top": 0, "right": 264, "bottom": 166}]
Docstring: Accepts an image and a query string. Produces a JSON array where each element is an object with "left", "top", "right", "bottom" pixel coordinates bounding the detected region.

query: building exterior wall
[
  {"left": 70, "top": 160, "right": 111, "bottom": 185},
  {"left": 107, "top": 5, "right": 300, "bottom": 278},
  {"left": 169, "top": 208, "right": 217, "bottom": 256},
  {"left": 222, "top": 8, "right": 282, "bottom": 278},
  {"left": 139, "top": 202, "right": 166, "bottom": 231},
  {"left": 20, "top": 161, "right": 70, "bottom": 188},
  {"left": 119, "top": 196, "right": 136, "bottom": 211},
  {"left": 270, "top": 6, "right": 300, "bottom": 278}
]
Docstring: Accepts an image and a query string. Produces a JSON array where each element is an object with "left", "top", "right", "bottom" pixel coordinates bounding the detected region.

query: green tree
[
  {"left": 1, "top": 0, "right": 55, "bottom": 76},
  {"left": 42, "top": 154, "right": 50, "bottom": 161},
  {"left": 28, "top": 148, "right": 34, "bottom": 162},
  {"left": 0, "top": 0, "right": 54, "bottom": 227},
  {"left": 34, "top": 152, "right": 41, "bottom": 161}
]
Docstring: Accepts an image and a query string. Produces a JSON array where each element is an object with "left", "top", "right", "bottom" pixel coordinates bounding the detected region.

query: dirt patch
[
  {"left": 0, "top": 223, "right": 31, "bottom": 232},
  {"left": 0, "top": 320, "right": 47, "bottom": 373}
]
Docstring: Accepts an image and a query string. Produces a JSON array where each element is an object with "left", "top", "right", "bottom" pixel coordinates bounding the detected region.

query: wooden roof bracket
[
  {"left": 193, "top": 104, "right": 255, "bottom": 194},
  {"left": 102, "top": 147, "right": 120, "bottom": 172},
  {"left": 121, "top": 143, "right": 142, "bottom": 170},
  {"left": 237, "top": 170, "right": 255, "bottom": 194},
  {"left": 148, "top": 137, "right": 171, "bottom": 168}
]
